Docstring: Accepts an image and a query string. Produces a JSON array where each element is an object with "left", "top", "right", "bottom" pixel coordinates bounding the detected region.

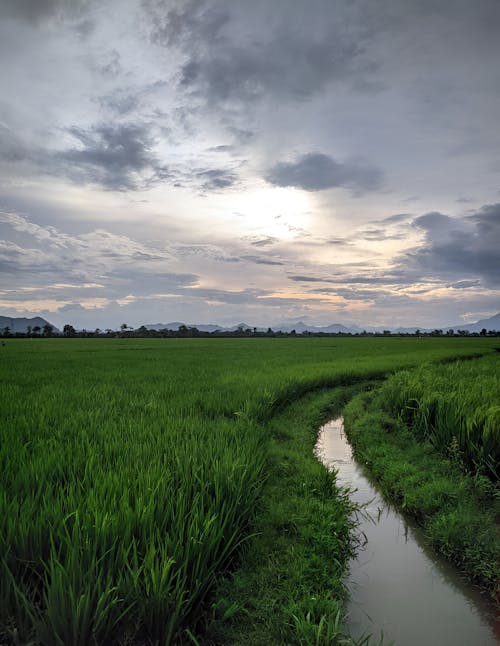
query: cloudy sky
[{"left": 1, "top": 0, "right": 499, "bottom": 330}]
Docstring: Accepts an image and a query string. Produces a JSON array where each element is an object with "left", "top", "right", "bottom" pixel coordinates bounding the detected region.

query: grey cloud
[
  {"left": 380, "top": 213, "right": 412, "bottom": 224},
  {"left": 360, "top": 228, "right": 406, "bottom": 241},
  {"left": 58, "top": 303, "right": 87, "bottom": 312},
  {"left": 95, "top": 81, "right": 169, "bottom": 116},
  {"left": 74, "top": 17, "right": 95, "bottom": 38},
  {"left": 0, "top": 0, "right": 63, "bottom": 23},
  {"left": 207, "top": 144, "right": 233, "bottom": 153},
  {"left": 182, "top": 286, "right": 265, "bottom": 305},
  {"left": 326, "top": 237, "right": 351, "bottom": 246},
  {"left": 58, "top": 123, "right": 167, "bottom": 190},
  {"left": 0, "top": 0, "right": 91, "bottom": 24},
  {"left": 0, "top": 213, "right": 188, "bottom": 298},
  {"left": 108, "top": 269, "right": 199, "bottom": 290},
  {"left": 148, "top": 0, "right": 229, "bottom": 49},
  {"left": 98, "top": 50, "right": 122, "bottom": 78},
  {"left": 447, "top": 280, "right": 480, "bottom": 289},
  {"left": 402, "top": 204, "right": 500, "bottom": 286},
  {"left": 171, "top": 243, "right": 239, "bottom": 263},
  {"left": 0, "top": 241, "right": 59, "bottom": 275},
  {"left": 266, "top": 153, "right": 383, "bottom": 193},
  {"left": 196, "top": 168, "right": 237, "bottom": 191},
  {"left": 148, "top": 0, "right": 371, "bottom": 104},
  {"left": 240, "top": 255, "right": 284, "bottom": 266},
  {"left": 0, "top": 124, "right": 28, "bottom": 162},
  {"left": 288, "top": 275, "right": 332, "bottom": 283},
  {"left": 250, "top": 237, "right": 278, "bottom": 247}
]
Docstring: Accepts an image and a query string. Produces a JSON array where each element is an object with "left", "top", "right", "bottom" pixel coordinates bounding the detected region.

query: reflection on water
[{"left": 315, "top": 417, "right": 499, "bottom": 646}]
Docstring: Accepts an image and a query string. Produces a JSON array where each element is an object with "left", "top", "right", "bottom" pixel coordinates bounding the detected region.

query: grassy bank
[
  {"left": 1, "top": 337, "right": 498, "bottom": 643},
  {"left": 205, "top": 385, "right": 373, "bottom": 646},
  {"left": 343, "top": 359, "right": 500, "bottom": 597},
  {"left": 376, "top": 354, "right": 500, "bottom": 479}
]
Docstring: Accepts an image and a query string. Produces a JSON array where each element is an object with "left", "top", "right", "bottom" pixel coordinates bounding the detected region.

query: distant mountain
[
  {"left": 144, "top": 313, "right": 500, "bottom": 335},
  {"left": 145, "top": 322, "right": 226, "bottom": 332},
  {"left": 0, "top": 316, "right": 59, "bottom": 334},
  {"left": 274, "top": 321, "right": 361, "bottom": 334},
  {"left": 5, "top": 312, "right": 496, "bottom": 337},
  {"left": 448, "top": 312, "right": 500, "bottom": 333},
  {"left": 145, "top": 321, "right": 185, "bottom": 331},
  {"left": 145, "top": 320, "right": 361, "bottom": 334}
]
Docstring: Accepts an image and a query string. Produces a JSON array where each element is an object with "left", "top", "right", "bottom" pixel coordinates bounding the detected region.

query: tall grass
[
  {"left": 0, "top": 337, "right": 497, "bottom": 643},
  {"left": 377, "top": 355, "right": 500, "bottom": 478}
]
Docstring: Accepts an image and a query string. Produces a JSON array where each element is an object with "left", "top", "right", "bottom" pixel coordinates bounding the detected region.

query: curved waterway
[{"left": 315, "top": 417, "right": 499, "bottom": 646}]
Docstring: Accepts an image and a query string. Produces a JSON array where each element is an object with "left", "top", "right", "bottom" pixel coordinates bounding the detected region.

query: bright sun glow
[{"left": 229, "top": 186, "right": 311, "bottom": 238}]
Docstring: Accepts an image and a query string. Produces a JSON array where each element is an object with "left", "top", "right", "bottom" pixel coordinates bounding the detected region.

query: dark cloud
[
  {"left": 207, "top": 144, "right": 233, "bottom": 153},
  {"left": 326, "top": 237, "right": 351, "bottom": 246},
  {"left": 0, "top": 0, "right": 91, "bottom": 24},
  {"left": 240, "top": 255, "right": 284, "bottom": 266},
  {"left": 95, "top": 81, "right": 168, "bottom": 115},
  {"left": 147, "top": 0, "right": 371, "bottom": 104},
  {"left": 182, "top": 286, "right": 264, "bottom": 305},
  {"left": 0, "top": 124, "right": 28, "bottom": 162},
  {"left": 360, "top": 228, "right": 406, "bottom": 241},
  {"left": 96, "top": 90, "right": 139, "bottom": 115},
  {"left": 0, "top": 0, "right": 63, "bottom": 23},
  {"left": 196, "top": 168, "right": 237, "bottom": 190},
  {"left": 288, "top": 275, "right": 332, "bottom": 283},
  {"left": 148, "top": 0, "right": 229, "bottom": 49},
  {"left": 58, "top": 123, "right": 167, "bottom": 190},
  {"left": 250, "top": 237, "right": 278, "bottom": 247},
  {"left": 446, "top": 280, "right": 480, "bottom": 289},
  {"left": 266, "top": 153, "right": 383, "bottom": 193},
  {"left": 380, "top": 213, "right": 412, "bottom": 224},
  {"left": 403, "top": 204, "right": 500, "bottom": 286}
]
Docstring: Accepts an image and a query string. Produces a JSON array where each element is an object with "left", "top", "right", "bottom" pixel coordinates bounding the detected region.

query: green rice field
[
  {"left": 377, "top": 354, "right": 500, "bottom": 478},
  {"left": 0, "top": 337, "right": 498, "bottom": 644}
]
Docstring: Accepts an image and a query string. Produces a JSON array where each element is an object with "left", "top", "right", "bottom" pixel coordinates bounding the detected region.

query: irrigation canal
[{"left": 315, "top": 417, "right": 499, "bottom": 646}]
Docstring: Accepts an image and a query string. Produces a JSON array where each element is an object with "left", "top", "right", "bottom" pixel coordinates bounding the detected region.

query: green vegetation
[
  {"left": 375, "top": 354, "right": 500, "bottom": 478},
  {"left": 0, "top": 337, "right": 498, "bottom": 643},
  {"left": 206, "top": 385, "right": 373, "bottom": 646},
  {"left": 343, "top": 354, "right": 500, "bottom": 597}
]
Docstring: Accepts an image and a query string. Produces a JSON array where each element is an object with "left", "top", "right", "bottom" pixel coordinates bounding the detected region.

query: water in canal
[{"left": 315, "top": 417, "right": 499, "bottom": 646}]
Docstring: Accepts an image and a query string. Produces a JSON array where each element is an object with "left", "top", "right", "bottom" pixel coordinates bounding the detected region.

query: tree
[
  {"left": 42, "top": 324, "right": 53, "bottom": 337},
  {"left": 2, "top": 326, "right": 10, "bottom": 337},
  {"left": 63, "top": 324, "right": 76, "bottom": 337},
  {"left": 32, "top": 326, "right": 41, "bottom": 336}
]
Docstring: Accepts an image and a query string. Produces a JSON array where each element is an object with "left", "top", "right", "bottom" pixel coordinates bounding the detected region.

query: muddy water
[{"left": 315, "top": 417, "right": 499, "bottom": 646}]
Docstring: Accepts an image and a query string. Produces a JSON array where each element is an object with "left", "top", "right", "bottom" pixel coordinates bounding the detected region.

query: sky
[{"left": 1, "top": 0, "right": 499, "bottom": 330}]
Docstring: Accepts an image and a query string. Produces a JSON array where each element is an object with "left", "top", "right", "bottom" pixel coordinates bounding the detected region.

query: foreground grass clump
[
  {"left": 375, "top": 354, "right": 500, "bottom": 478},
  {"left": 0, "top": 337, "right": 497, "bottom": 643},
  {"left": 343, "top": 379, "right": 500, "bottom": 597}
]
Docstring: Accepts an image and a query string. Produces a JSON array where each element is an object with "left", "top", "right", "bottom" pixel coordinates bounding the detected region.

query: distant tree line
[{"left": 2, "top": 324, "right": 499, "bottom": 339}]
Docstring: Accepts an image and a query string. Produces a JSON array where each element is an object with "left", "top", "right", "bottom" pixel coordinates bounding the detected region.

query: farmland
[
  {"left": 343, "top": 353, "right": 500, "bottom": 596},
  {"left": 0, "top": 337, "right": 498, "bottom": 644}
]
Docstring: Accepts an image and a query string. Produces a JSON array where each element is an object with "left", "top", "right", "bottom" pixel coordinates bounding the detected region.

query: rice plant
[
  {"left": 377, "top": 355, "right": 500, "bottom": 478},
  {"left": 0, "top": 336, "right": 497, "bottom": 643}
]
